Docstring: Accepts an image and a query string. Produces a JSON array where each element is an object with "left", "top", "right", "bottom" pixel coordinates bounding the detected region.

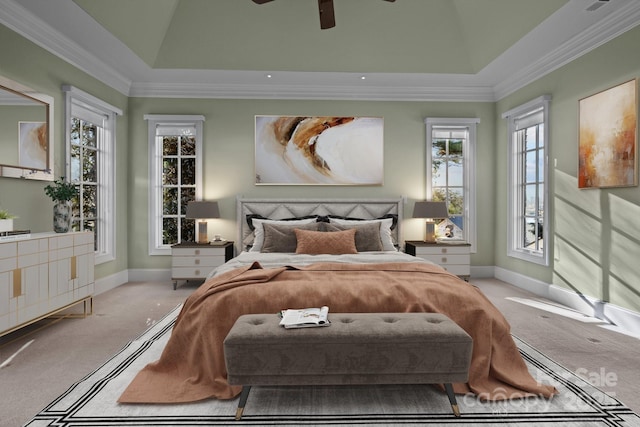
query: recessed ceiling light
[
  {"left": 360, "top": 76, "right": 366, "bottom": 80},
  {"left": 266, "top": 74, "right": 272, "bottom": 78}
]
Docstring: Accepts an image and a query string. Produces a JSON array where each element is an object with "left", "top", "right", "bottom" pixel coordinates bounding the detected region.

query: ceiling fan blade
[
  {"left": 255, "top": 0, "right": 391, "bottom": 29},
  {"left": 318, "top": 0, "right": 335, "bottom": 29}
]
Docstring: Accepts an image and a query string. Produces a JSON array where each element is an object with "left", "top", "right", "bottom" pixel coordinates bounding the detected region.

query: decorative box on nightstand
[
  {"left": 171, "top": 241, "right": 234, "bottom": 290},
  {"left": 405, "top": 240, "right": 471, "bottom": 280}
]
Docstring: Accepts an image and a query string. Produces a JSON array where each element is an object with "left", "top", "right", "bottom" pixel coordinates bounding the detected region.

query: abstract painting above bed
[{"left": 255, "top": 116, "right": 384, "bottom": 185}]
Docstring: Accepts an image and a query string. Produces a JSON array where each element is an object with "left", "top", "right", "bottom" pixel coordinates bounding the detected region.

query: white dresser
[
  {"left": 0, "top": 232, "right": 95, "bottom": 337},
  {"left": 171, "top": 241, "right": 234, "bottom": 289},
  {"left": 405, "top": 240, "right": 471, "bottom": 280}
]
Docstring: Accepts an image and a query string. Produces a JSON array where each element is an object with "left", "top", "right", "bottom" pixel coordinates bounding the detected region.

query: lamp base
[
  {"left": 197, "top": 221, "right": 208, "bottom": 244},
  {"left": 424, "top": 221, "right": 437, "bottom": 243}
]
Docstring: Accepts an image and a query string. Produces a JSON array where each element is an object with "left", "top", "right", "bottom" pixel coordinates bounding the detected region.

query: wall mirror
[{"left": 0, "top": 75, "right": 54, "bottom": 181}]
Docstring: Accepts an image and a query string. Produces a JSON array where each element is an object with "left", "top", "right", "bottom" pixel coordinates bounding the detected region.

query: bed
[{"left": 118, "top": 197, "right": 557, "bottom": 404}]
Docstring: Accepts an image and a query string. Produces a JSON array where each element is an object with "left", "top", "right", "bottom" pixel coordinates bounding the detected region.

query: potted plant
[
  {"left": 44, "top": 178, "right": 78, "bottom": 233},
  {"left": 0, "top": 208, "right": 18, "bottom": 233}
]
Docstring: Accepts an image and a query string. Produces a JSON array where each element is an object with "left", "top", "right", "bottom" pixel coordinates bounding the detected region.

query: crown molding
[
  {"left": 0, "top": 0, "right": 133, "bottom": 95},
  {"left": 128, "top": 79, "right": 495, "bottom": 102},
  {"left": 492, "top": 0, "right": 640, "bottom": 100},
  {"left": 2, "top": 0, "right": 640, "bottom": 102}
]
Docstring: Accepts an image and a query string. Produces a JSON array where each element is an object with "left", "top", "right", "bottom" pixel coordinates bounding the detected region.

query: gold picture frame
[{"left": 578, "top": 79, "right": 638, "bottom": 189}]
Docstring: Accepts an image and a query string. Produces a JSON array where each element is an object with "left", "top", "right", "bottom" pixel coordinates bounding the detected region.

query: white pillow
[
  {"left": 249, "top": 218, "right": 318, "bottom": 252},
  {"left": 328, "top": 217, "right": 397, "bottom": 251}
]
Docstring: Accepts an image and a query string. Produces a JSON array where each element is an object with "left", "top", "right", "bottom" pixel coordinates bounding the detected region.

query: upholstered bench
[{"left": 223, "top": 312, "right": 473, "bottom": 420}]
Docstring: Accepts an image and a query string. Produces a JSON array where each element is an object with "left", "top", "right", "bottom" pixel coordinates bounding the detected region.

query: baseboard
[
  {"left": 94, "top": 270, "right": 129, "bottom": 296},
  {"left": 93, "top": 269, "right": 171, "bottom": 296},
  {"left": 494, "top": 266, "right": 640, "bottom": 337}
]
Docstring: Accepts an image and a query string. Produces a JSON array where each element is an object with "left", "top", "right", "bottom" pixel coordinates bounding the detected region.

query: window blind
[
  {"left": 71, "top": 101, "right": 108, "bottom": 127},
  {"left": 514, "top": 107, "right": 544, "bottom": 130}
]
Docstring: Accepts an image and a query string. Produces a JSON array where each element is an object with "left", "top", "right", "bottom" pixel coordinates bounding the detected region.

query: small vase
[{"left": 53, "top": 201, "right": 72, "bottom": 233}]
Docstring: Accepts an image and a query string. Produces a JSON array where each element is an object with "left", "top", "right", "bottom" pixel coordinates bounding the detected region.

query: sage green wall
[
  {"left": 0, "top": 24, "right": 129, "bottom": 280},
  {"left": 12, "top": 15, "right": 640, "bottom": 316},
  {"left": 3, "top": 10, "right": 640, "bottom": 315},
  {"left": 127, "top": 98, "right": 496, "bottom": 269},
  {"left": 495, "top": 25, "right": 640, "bottom": 313}
]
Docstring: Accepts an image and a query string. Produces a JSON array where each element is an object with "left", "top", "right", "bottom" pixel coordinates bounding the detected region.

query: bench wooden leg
[
  {"left": 444, "top": 383, "right": 461, "bottom": 417},
  {"left": 235, "top": 386, "right": 251, "bottom": 420}
]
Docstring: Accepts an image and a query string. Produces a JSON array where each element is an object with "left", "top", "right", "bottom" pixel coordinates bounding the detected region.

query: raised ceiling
[
  {"left": 72, "top": 0, "right": 565, "bottom": 74},
  {"left": 3, "top": 0, "right": 640, "bottom": 100}
]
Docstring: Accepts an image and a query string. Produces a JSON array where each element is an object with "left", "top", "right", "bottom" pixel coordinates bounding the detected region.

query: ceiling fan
[{"left": 252, "top": 0, "right": 396, "bottom": 30}]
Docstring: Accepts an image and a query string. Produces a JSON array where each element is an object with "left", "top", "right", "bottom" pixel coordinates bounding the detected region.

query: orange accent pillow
[{"left": 294, "top": 228, "right": 357, "bottom": 255}]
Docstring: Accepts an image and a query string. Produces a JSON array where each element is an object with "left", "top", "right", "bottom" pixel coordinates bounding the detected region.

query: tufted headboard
[{"left": 236, "top": 197, "right": 403, "bottom": 251}]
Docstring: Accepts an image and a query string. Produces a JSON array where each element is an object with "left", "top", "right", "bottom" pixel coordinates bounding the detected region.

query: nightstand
[
  {"left": 405, "top": 240, "right": 471, "bottom": 280},
  {"left": 171, "top": 241, "right": 234, "bottom": 289}
]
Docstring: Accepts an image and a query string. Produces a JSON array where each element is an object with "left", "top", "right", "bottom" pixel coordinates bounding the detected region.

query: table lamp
[
  {"left": 185, "top": 201, "right": 220, "bottom": 244},
  {"left": 412, "top": 201, "right": 448, "bottom": 243}
]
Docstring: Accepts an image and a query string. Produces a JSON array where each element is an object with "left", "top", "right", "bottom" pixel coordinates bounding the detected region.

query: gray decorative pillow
[
  {"left": 261, "top": 222, "right": 321, "bottom": 253},
  {"left": 322, "top": 222, "right": 383, "bottom": 252}
]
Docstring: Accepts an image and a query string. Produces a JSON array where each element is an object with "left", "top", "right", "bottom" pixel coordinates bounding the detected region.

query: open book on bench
[{"left": 279, "top": 306, "right": 330, "bottom": 329}]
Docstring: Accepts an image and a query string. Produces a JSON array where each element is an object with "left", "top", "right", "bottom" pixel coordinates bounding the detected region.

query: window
[
  {"left": 425, "top": 118, "right": 479, "bottom": 251},
  {"left": 63, "top": 85, "right": 121, "bottom": 265},
  {"left": 146, "top": 115, "right": 204, "bottom": 255},
  {"left": 503, "top": 95, "right": 551, "bottom": 265}
]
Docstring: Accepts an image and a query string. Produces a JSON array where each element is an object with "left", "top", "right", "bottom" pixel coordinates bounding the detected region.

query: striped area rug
[{"left": 26, "top": 305, "right": 639, "bottom": 426}]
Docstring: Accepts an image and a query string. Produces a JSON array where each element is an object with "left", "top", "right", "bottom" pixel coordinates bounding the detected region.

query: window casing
[
  {"left": 147, "top": 115, "right": 204, "bottom": 255},
  {"left": 63, "top": 85, "right": 121, "bottom": 265},
  {"left": 503, "top": 95, "right": 551, "bottom": 265},
  {"left": 425, "top": 118, "right": 479, "bottom": 251}
]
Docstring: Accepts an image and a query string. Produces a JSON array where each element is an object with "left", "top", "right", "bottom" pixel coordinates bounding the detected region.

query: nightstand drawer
[
  {"left": 172, "top": 247, "right": 222, "bottom": 257},
  {"left": 439, "top": 265, "right": 470, "bottom": 276},
  {"left": 413, "top": 245, "right": 470, "bottom": 256},
  {"left": 171, "top": 267, "right": 213, "bottom": 279},
  {"left": 405, "top": 240, "right": 470, "bottom": 280},
  {"left": 171, "top": 255, "right": 226, "bottom": 268},
  {"left": 423, "top": 254, "right": 469, "bottom": 265},
  {"left": 170, "top": 241, "right": 234, "bottom": 289}
]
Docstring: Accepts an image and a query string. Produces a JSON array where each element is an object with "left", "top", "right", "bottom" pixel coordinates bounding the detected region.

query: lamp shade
[
  {"left": 185, "top": 201, "right": 220, "bottom": 219},
  {"left": 412, "top": 201, "right": 448, "bottom": 219}
]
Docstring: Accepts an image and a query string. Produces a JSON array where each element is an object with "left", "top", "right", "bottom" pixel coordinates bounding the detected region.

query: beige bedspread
[{"left": 118, "top": 261, "right": 557, "bottom": 403}]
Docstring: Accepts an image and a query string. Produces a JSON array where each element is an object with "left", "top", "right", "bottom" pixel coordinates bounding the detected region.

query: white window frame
[
  {"left": 146, "top": 114, "right": 204, "bottom": 256},
  {"left": 503, "top": 95, "right": 551, "bottom": 266},
  {"left": 63, "top": 85, "right": 121, "bottom": 265},
  {"left": 425, "top": 117, "right": 479, "bottom": 252}
]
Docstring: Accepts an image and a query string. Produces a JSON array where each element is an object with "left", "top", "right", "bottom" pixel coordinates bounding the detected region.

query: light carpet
[{"left": 25, "top": 305, "right": 640, "bottom": 426}]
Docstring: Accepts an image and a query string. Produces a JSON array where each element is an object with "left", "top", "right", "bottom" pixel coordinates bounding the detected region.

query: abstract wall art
[
  {"left": 255, "top": 116, "right": 384, "bottom": 185},
  {"left": 578, "top": 79, "right": 637, "bottom": 189}
]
